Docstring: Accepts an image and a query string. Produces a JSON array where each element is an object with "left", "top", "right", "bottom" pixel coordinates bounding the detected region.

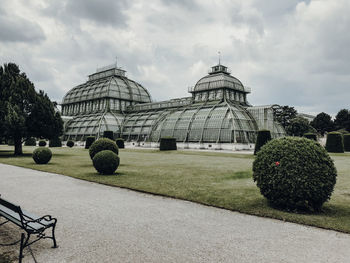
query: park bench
[{"left": 0, "top": 196, "right": 58, "bottom": 263}]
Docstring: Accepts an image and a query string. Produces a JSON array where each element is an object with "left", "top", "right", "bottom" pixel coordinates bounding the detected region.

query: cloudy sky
[{"left": 0, "top": 0, "right": 349, "bottom": 116}]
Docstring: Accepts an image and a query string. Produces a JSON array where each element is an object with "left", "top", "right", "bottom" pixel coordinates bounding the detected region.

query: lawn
[{"left": 1, "top": 145, "right": 350, "bottom": 233}]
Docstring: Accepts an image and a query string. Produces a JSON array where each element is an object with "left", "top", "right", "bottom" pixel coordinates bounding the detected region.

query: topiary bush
[
  {"left": 92, "top": 150, "right": 120, "bottom": 175},
  {"left": 159, "top": 137, "right": 177, "bottom": 151},
  {"left": 253, "top": 137, "right": 337, "bottom": 211},
  {"left": 103, "top": 130, "right": 114, "bottom": 140},
  {"left": 49, "top": 137, "right": 62, "bottom": 147},
  {"left": 24, "top": 137, "right": 36, "bottom": 146},
  {"left": 38, "top": 140, "right": 47, "bottom": 147},
  {"left": 254, "top": 130, "right": 271, "bottom": 155},
  {"left": 66, "top": 140, "right": 74, "bottom": 148},
  {"left": 32, "top": 147, "right": 52, "bottom": 164},
  {"left": 89, "top": 138, "right": 119, "bottom": 159},
  {"left": 343, "top": 134, "right": 350, "bottom": 152},
  {"left": 116, "top": 138, "right": 125, "bottom": 149},
  {"left": 85, "top": 136, "right": 95, "bottom": 149},
  {"left": 303, "top": 133, "right": 317, "bottom": 141},
  {"left": 325, "top": 132, "right": 344, "bottom": 153}
]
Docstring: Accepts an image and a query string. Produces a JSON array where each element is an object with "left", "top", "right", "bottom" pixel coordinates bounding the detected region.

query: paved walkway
[{"left": 0, "top": 163, "right": 349, "bottom": 263}]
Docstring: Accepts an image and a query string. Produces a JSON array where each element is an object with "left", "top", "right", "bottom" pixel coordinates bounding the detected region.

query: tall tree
[
  {"left": 334, "top": 109, "right": 350, "bottom": 131},
  {"left": 286, "top": 117, "right": 315, "bottom": 137},
  {"left": 310, "top": 112, "right": 334, "bottom": 136},
  {"left": 272, "top": 105, "right": 298, "bottom": 129},
  {"left": 0, "top": 63, "right": 63, "bottom": 155}
]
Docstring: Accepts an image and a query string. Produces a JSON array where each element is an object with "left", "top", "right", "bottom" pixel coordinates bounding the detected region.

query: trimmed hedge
[
  {"left": 343, "top": 134, "right": 350, "bottom": 152},
  {"left": 32, "top": 147, "right": 52, "bottom": 164},
  {"left": 103, "top": 131, "right": 114, "bottom": 140},
  {"left": 85, "top": 136, "right": 95, "bottom": 149},
  {"left": 24, "top": 137, "right": 36, "bottom": 146},
  {"left": 38, "top": 140, "right": 47, "bottom": 147},
  {"left": 254, "top": 130, "right": 271, "bottom": 155},
  {"left": 325, "top": 132, "right": 344, "bottom": 153},
  {"left": 49, "top": 137, "right": 62, "bottom": 147},
  {"left": 89, "top": 138, "right": 119, "bottom": 159},
  {"left": 303, "top": 133, "right": 317, "bottom": 141},
  {"left": 92, "top": 150, "right": 120, "bottom": 175},
  {"left": 160, "top": 137, "right": 177, "bottom": 151},
  {"left": 116, "top": 138, "right": 125, "bottom": 149},
  {"left": 66, "top": 140, "right": 74, "bottom": 148},
  {"left": 253, "top": 137, "right": 337, "bottom": 211}
]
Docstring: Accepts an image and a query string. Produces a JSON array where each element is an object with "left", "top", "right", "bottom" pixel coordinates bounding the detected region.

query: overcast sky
[{"left": 0, "top": 0, "right": 349, "bottom": 116}]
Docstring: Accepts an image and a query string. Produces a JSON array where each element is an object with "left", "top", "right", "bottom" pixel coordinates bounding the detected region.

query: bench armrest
[{"left": 23, "top": 215, "right": 57, "bottom": 229}]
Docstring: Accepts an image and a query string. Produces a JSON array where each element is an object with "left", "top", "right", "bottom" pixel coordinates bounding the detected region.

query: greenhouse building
[{"left": 61, "top": 62, "right": 285, "bottom": 150}]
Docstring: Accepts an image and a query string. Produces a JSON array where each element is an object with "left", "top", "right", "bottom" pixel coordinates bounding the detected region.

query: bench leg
[
  {"left": 18, "top": 233, "right": 25, "bottom": 263},
  {"left": 51, "top": 224, "right": 58, "bottom": 248}
]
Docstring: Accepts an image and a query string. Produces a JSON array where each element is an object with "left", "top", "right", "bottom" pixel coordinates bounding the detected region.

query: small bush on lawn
[
  {"left": 32, "top": 147, "right": 52, "bottom": 164},
  {"left": 103, "top": 130, "right": 114, "bottom": 140},
  {"left": 24, "top": 137, "right": 36, "bottom": 146},
  {"left": 254, "top": 130, "right": 271, "bottom": 155},
  {"left": 85, "top": 136, "right": 95, "bottom": 149},
  {"left": 116, "top": 138, "right": 125, "bottom": 149},
  {"left": 89, "top": 138, "right": 119, "bottom": 159},
  {"left": 49, "top": 137, "right": 62, "bottom": 147},
  {"left": 38, "top": 140, "right": 47, "bottom": 147},
  {"left": 304, "top": 133, "right": 317, "bottom": 141},
  {"left": 325, "top": 132, "right": 344, "bottom": 153},
  {"left": 7, "top": 139, "right": 14, "bottom": 146},
  {"left": 66, "top": 140, "right": 74, "bottom": 147},
  {"left": 343, "top": 134, "right": 350, "bottom": 152},
  {"left": 92, "top": 150, "right": 120, "bottom": 175},
  {"left": 253, "top": 137, "right": 337, "bottom": 211},
  {"left": 160, "top": 137, "right": 177, "bottom": 151}
]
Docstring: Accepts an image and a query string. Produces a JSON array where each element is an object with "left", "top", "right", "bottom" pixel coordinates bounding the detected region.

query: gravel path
[{"left": 0, "top": 163, "right": 349, "bottom": 263}]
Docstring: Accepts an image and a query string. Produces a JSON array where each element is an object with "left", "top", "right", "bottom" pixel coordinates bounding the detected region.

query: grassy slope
[{"left": 1, "top": 146, "right": 350, "bottom": 233}]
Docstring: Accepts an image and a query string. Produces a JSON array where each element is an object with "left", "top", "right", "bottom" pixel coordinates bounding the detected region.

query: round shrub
[
  {"left": 66, "top": 140, "right": 74, "bottom": 148},
  {"left": 38, "top": 140, "right": 47, "bottom": 147},
  {"left": 160, "top": 137, "right": 177, "bottom": 151},
  {"left": 32, "top": 147, "right": 52, "bottom": 164},
  {"left": 304, "top": 133, "right": 317, "bottom": 141},
  {"left": 103, "top": 130, "right": 114, "bottom": 140},
  {"left": 89, "top": 138, "right": 119, "bottom": 159},
  {"left": 116, "top": 138, "right": 125, "bottom": 149},
  {"left": 253, "top": 137, "right": 337, "bottom": 211},
  {"left": 92, "top": 150, "right": 120, "bottom": 175},
  {"left": 85, "top": 136, "right": 95, "bottom": 149},
  {"left": 343, "top": 134, "right": 350, "bottom": 152},
  {"left": 24, "top": 137, "right": 36, "bottom": 146},
  {"left": 325, "top": 132, "right": 344, "bottom": 153},
  {"left": 254, "top": 130, "right": 271, "bottom": 155},
  {"left": 49, "top": 137, "right": 62, "bottom": 147}
]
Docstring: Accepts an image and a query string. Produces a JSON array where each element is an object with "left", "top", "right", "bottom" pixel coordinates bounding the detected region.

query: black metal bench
[{"left": 0, "top": 196, "right": 58, "bottom": 263}]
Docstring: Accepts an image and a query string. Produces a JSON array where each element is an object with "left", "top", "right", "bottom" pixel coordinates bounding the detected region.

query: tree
[
  {"left": 272, "top": 105, "right": 297, "bottom": 129},
  {"left": 0, "top": 63, "right": 63, "bottom": 155},
  {"left": 310, "top": 112, "right": 334, "bottom": 136},
  {"left": 286, "top": 117, "right": 315, "bottom": 137},
  {"left": 334, "top": 109, "right": 350, "bottom": 131}
]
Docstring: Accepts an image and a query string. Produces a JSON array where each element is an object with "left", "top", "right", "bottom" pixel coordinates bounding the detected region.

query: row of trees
[
  {"left": 273, "top": 105, "right": 350, "bottom": 137},
  {"left": 0, "top": 63, "right": 63, "bottom": 155}
]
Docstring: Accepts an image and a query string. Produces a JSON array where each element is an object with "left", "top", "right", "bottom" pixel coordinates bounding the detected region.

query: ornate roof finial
[{"left": 218, "top": 51, "right": 221, "bottom": 65}]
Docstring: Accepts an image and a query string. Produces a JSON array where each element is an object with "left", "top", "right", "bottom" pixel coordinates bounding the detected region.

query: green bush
[
  {"left": 89, "top": 138, "right": 119, "bottom": 159},
  {"left": 303, "top": 133, "right": 317, "bottom": 141},
  {"left": 7, "top": 139, "right": 14, "bottom": 146},
  {"left": 24, "top": 137, "right": 36, "bottom": 146},
  {"left": 49, "top": 137, "right": 62, "bottom": 147},
  {"left": 92, "top": 150, "right": 120, "bottom": 175},
  {"left": 253, "top": 137, "right": 337, "bottom": 211},
  {"left": 254, "top": 130, "right": 271, "bottom": 155},
  {"left": 343, "top": 134, "right": 350, "bottom": 152},
  {"left": 103, "top": 131, "right": 114, "bottom": 140},
  {"left": 85, "top": 136, "right": 95, "bottom": 149},
  {"left": 32, "top": 147, "right": 52, "bottom": 164},
  {"left": 160, "top": 137, "right": 177, "bottom": 151},
  {"left": 38, "top": 140, "right": 47, "bottom": 147},
  {"left": 116, "top": 138, "right": 125, "bottom": 149},
  {"left": 66, "top": 140, "right": 74, "bottom": 148},
  {"left": 325, "top": 132, "right": 344, "bottom": 153}
]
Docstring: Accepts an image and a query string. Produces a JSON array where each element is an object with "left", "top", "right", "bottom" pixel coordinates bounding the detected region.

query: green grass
[{"left": 1, "top": 145, "right": 350, "bottom": 233}]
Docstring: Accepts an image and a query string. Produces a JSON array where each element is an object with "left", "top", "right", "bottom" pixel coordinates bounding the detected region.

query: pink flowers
[{"left": 275, "top": 161, "right": 280, "bottom": 166}]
